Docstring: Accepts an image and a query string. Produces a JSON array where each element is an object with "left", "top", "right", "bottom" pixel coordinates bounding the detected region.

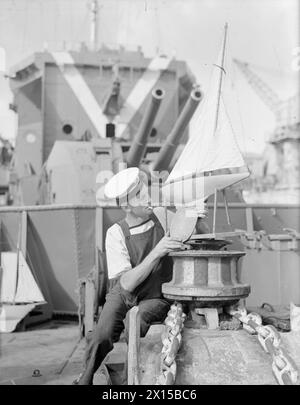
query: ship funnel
[
  {"left": 152, "top": 88, "right": 203, "bottom": 172},
  {"left": 126, "top": 88, "right": 165, "bottom": 167}
]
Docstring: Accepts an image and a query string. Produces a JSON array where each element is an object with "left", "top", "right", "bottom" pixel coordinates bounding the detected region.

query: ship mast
[{"left": 90, "top": 0, "right": 99, "bottom": 51}]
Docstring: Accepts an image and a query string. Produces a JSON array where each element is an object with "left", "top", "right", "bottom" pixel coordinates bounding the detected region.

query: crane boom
[
  {"left": 233, "top": 58, "right": 282, "bottom": 116},
  {"left": 234, "top": 58, "right": 299, "bottom": 145}
]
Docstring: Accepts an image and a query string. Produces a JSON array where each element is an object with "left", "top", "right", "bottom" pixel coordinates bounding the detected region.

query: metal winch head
[
  {"left": 162, "top": 243, "right": 250, "bottom": 307},
  {"left": 185, "top": 237, "right": 231, "bottom": 251}
]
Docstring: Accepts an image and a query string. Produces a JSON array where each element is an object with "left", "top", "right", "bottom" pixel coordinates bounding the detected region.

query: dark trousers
[{"left": 78, "top": 281, "right": 170, "bottom": 385}]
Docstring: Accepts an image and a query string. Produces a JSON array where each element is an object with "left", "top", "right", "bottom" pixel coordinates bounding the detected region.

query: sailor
[{"left": 76, "top": 167, "right": 189, "bottom": 385}]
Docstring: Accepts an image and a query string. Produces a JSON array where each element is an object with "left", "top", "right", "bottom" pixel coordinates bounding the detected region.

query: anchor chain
[
  {"left": 156, "top": 303, "right": 186, "bottom": 385},
  {"left": 227, "top": 306, "right": 299, "bottom": 385}
]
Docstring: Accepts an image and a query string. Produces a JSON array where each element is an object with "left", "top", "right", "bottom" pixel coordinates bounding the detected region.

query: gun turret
[
  {"left": 152, "top": 88, "right": 203, "bottom": 172},
  {"left": 126, "top": 88, "right": 165, "bottom": 167}
]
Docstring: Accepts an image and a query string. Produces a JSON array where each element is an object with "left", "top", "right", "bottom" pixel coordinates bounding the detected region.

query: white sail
[
  {"left": 0, "top": 251, "right": 45, "bottom": 304},
  {"left": 0, "top": 304, "right": 36, "bottom": 333},
  {"left": 15, "top": 252, "right": 45, "bottom": 303},
  {"left": 0, "top": 252, "right": 18, "bottom": 302},
  {"left": 162, "top": 31, "right": 249, "bottom": 207}
]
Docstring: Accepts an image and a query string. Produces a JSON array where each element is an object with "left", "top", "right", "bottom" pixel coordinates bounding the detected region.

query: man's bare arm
[{"left": 119, "top": 236, "right": 187, "bottom": 293}]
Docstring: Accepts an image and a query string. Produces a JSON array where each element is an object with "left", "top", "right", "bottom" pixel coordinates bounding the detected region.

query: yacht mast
[
  {"left": 213, "top": 22, "right": 228, "bottom": 136},
  {"left": 212, "top": 23, "right": 228, "bottom": 234}
]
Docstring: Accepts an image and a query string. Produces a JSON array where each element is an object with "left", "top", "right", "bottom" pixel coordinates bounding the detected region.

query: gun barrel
[
  {"left": 152, "top": 88, "right": 203, "bottom": 172},
  {"left": 126, "top": 88, "right": 165, "bottom": 167}
]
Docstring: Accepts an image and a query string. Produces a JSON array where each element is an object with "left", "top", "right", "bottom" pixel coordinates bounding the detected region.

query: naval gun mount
[{"left": 162, "top": 234, "right": 251, "bottom": 329}]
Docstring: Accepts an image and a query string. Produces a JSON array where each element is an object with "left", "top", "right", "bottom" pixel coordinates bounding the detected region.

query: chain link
[
  {"left": 156, "top": 304, "right": 299, "bottom": 385},
  {"left": 272, "top": 350, "right": 299, "bottom": 385},
  {"left": 156, "top": 302, "right": 186, "bottom": 385},
  {"left": 227, "top": 306, "right": 299, "bottom": 385},
  {"left": 243, "top": 312, "right": 263, "bottom": 334}
]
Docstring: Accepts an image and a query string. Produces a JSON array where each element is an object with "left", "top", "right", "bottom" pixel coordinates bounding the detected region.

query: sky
[{"left": 0, "top": 0, "right": 298, "bottom": 153}]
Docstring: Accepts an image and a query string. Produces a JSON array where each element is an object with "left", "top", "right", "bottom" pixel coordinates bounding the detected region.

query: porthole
[
  {"left": 150, "top": 128, "right": 157, "bottom": 138},
  {"left": 26, "top": 133, "right": 36, "bottom": 143},
  {"left": 62, "top": 124, "right": 73, "bottom": 135}
]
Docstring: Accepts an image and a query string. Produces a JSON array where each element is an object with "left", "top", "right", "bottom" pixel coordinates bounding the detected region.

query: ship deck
[
  {"left": 0, "top": 320, "right": 126, "bottom": 385},
  {"left": 1, "top": 319, "right": 300, "bottom": 385}
]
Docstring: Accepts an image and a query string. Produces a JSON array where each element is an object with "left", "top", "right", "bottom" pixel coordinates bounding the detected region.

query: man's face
[
  {"left": 127, "top": 181, "right": 153, "bottom": 220},
  {"left": 129, "top": 205, "right": 153, "bottom": 220}
]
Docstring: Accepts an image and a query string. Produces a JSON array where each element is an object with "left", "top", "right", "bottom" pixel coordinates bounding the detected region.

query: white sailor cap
[{"left": 104, "top": 167, "right": 144, "bottom": 204}]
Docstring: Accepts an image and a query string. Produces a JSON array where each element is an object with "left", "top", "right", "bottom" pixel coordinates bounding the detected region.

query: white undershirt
[{"left": 105, "top": 207, "right": 174, "bottom": 280}]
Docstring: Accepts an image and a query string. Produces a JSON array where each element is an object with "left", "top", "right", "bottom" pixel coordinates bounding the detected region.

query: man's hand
[
  {"left": 151, "top": 234, "right": 189, "bottom": 259},
  {"left": 120, "top": 233, "right": 190, "bottom": 293}
]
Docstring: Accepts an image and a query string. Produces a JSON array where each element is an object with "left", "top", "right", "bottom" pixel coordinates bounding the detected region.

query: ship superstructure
[{"left": 7, "top": 45, "right": 195, "bottom": 205}]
